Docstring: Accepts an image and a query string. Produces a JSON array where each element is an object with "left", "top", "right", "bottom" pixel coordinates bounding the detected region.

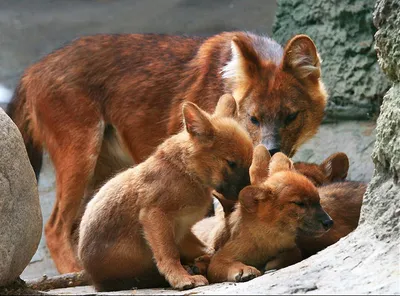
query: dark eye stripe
[
  {"left": 285, "top": 111, "right": 299, "bottom": 125},
  {"left": 227, "top": 160, "right": 237, "bottom": 169},
  {"left": 292, "top": 201, "right": 306, "bottom": 207},
  {"left": 250, "top": 116, "right": 260, "bottom": 126}
]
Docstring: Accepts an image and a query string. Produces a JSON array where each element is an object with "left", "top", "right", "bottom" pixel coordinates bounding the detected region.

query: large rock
[
  {"left": 0, "top": 108, "right": 42, "bottom": 286},
  {"left": 273, "top": 0, "right": 390, "bottom": 120}
]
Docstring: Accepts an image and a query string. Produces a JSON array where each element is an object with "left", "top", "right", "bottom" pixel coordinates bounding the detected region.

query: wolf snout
[{"left": 321, "top": 218, "right": 334, "bottom": 230}]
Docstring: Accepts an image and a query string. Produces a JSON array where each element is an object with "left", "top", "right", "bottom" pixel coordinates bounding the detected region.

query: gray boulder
[
  {"left": 273, "top": 0, "right": 390, "bottom": 120},
  {"left": 0, "top": 108, "right": 42, "bottom": 286}
]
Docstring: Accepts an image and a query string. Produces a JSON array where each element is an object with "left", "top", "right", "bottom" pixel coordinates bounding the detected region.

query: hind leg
[
  {"left": 38, "top": 93, "right": 104, "bottom": 273},
  {"left": 45, "top": 123, "right": 103, "bottom": 273}
]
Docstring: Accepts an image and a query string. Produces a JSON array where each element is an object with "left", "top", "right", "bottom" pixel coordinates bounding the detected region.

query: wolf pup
[
  {"left": 210, "top": 152, "right": 366, "bottom": 264},
  {"left": 293, "top": 152, "right": 350, "bottom": 187},
  {"left": 293, "top": 153, "right": 366, "bottom": 258},
  {"left": 8, "top": 31, "right": 327, "bottom": 273},
  {"left": 78, "top": 95, "right": 253, "bottom": 291},
  {"left": 194, "top": 146, "right": 333, "bottom": 283}
]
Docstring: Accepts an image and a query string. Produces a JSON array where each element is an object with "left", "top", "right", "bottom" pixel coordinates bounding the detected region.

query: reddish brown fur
[
  {"left": 8, "top": 32, "right": 327, "bottom": 272},
  {"left": 199, "top": 152, "right": 365, "bottom": 273},
  {"left": 296, "top": 181, "right": 365, "bottom": 258},
  {"left": 78, "top": 97, "right": 254, "bottom": 291},
  {"left": 193, "top": 147, "right": 332, "bottom": 283},
  {"left": 293, "top": 153, "right": 365, "bottom": 258},
  {"left": 294, "top": 152, "right": 349, "bottom": 186}
]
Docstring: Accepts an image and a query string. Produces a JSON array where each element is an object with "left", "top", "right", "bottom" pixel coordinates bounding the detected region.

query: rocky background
[
  {"left": 273, "top": 0, "right": 390, "bottom": 120},
  {"left": 0, "top": 0, "right": 397, "bottom": 294}
]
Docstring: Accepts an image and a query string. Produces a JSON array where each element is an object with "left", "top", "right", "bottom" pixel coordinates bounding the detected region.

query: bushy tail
[{"left": 6, "top": 83, "right": 43, "bottom": 181}]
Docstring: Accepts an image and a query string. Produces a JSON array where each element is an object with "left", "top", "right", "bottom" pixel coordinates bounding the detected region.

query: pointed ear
[
  {"left": 320, "top": 152, "right": 349, "bottom": 182},
  {"left": 239, "top": 186, "right": 271, "bottom": 213},
  {"left": 250, "top": 145, "right": 271, "bottom": 185},
  {"left": 269, "top": 152, "right": 294, "bottom": 176},
  {"left": 282, "top": 35, "right": 321, "bottom": 82},
  {"left": 182, "top": 102, "right": 214, "bottom": 143},
  {"left": 222, "top": 35, "right": 262, "bottom": 88},
  {"left": 213, "top": 94, "right": 238, "bottom": 118}
]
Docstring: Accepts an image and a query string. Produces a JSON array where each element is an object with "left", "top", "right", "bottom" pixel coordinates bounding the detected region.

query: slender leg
[
  {"left": 139, "top": 208, "right": 209, "bottom": 290},
  {"left": 207, "top": 241, "right": 261, "bottom": 283}
]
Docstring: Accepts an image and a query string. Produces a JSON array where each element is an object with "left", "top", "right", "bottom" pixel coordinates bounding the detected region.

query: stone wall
[{"left": 273, "top": 0, "right": 390, "bottom": 120}]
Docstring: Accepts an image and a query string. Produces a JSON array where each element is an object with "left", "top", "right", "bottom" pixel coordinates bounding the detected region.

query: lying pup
[
  {"left": 194, "top": 145, "right": 333, "bottom": 283},
  {"left": 209, "top": 152, "right": 366, "bottom": 261},
  {"left": 293, "top": 152, "right": 349, "bottom": 187},
  {"left": 208, "top": 151, "right": 348, "bottom": 217},
  {"left": 78, "top": 95, "right": 253, "bottom": 291},
  {"left": 294, "top": 153, "right": 366, "bottom": 258}
]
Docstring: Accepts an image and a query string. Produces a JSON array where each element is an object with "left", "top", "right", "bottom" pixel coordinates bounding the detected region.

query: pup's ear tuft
[
  {"left": 320, "top": 152, "right": 349, "bottom": 182},
  {"left": 269, "top": 152, "right": 294, "bottom": 176},
  {"left": 250, "top": 145, "right": 271, "bottom": 185},
  {"left": 182, "top": 102, "right": 214, "bottom": 143},
  {"left": 213, "top": 94, "right": 238, "bottom": 118},
  {"left": 239, "top": 186, "right": 273, "bottom": 213}
]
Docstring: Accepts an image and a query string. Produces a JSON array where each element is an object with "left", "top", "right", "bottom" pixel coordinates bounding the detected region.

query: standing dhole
[
  {"left": 7, "top": 31, "right": 327, "bottom": 273},
  {"left": 78, "top": 95, "right": 254, "bottom": 291}
]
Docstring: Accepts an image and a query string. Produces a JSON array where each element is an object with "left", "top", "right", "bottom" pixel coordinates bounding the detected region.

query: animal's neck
[
  {"left": 232, "top": 206, "right": 297, "bottom": 251},
  {"left": 155, "top": 133, "right": 208, "bottom": 190}
]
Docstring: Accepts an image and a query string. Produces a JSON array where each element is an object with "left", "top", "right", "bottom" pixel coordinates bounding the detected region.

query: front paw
[
  {"left": 184, "top": 254, "right": 213, "bottom": 275},
  {"left": 264, "top": 259, "right": 279, "bottom": 271},
  {"left": 170, "top": 274, "right": 209, "bottom": 290},
  {"left": 229, "top": 265, "right": 261, "bottom": 282},
  {"left": 193, "top": 254, "right": 213, "bottom": 275}
]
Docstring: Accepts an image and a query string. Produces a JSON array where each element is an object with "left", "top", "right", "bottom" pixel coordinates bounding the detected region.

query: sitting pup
[
  {"left": 194, "top": 145, "right": 333, "bottom": 283},
  {"left": 294, "top": 153, "right": 366, "bottom": 258},
  {"left": 78, "top": 94, "right": 254, "bottom": 291}
]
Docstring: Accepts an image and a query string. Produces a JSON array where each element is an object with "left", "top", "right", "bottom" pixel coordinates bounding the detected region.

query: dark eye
[
  {"left": 285, "top": 111, "right": 299, "bottom": 125},
  {"left": 250, "top": 116, "right": 260, "bottom": 126},
  {"left": 293, "top": 201, "right": 306, "bottom": 208},
  {"left": 227, "top": 160, "right": 237, "bottom": 169}
]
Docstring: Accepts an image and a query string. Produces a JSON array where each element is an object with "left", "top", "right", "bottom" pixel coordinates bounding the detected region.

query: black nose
[
  {"left": 321, "top": 219, "right": 334, "bottom": 230},
  {"left": 268, "top": 148, "right": 280, "bottom": 156}
]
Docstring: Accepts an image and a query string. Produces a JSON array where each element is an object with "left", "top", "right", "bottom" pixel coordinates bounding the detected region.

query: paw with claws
[
  {"left": 170, "top": 274, "right": 209, "bottom": 290},
  {"left": 229, "top": 265, "right": 261, "bottom": 282}
]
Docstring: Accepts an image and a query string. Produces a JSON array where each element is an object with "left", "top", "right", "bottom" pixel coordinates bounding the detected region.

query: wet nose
[
  {"left": 268, "top": 148, "right": 280, "bottom": 156},
  {"left": 321, "top": 218, "right": 334, "bottom": 230}
]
